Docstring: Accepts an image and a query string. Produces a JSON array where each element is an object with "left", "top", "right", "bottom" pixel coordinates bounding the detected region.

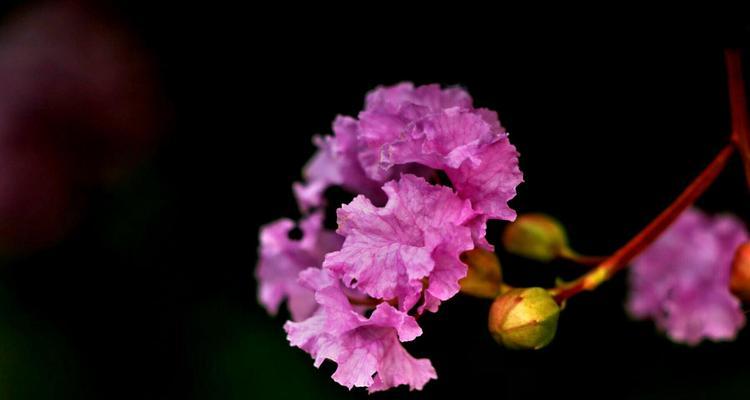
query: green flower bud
[
  {"left": 459, "top": 248, "right": 502, "bottom": 298},
  {"left": 488, "top": 287, "right": 560, "bottom": 350},
  {"left": 502, "top": 214, "right": 569, "bottom": 262}
]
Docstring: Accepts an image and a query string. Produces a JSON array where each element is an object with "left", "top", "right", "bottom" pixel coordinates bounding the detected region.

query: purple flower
[
  {"left": 324, "top": 174, "right": 477, "bottom": 313},
  {"left": 357, "top": 83, "right": 473, "bottom": 181},
  {"left": 0, "top": 1, "right": 164, "bottom": 249},
  {"left": 256, "top": 212, "right": 343, "bottom": 321},
  {"left": 357, "top": 83, "right": 523, "bottom": 225},
  {"left": 293, "top": 82, "right": 523, "bottom": 245},
  {"left": 262, "top": 82, "right": 525, "bottom": 392},
  {"left": 284, "top": 268, "right": 436, "bottom": 392},
  {"left": 628, "top": 208, "right": 748, "bottom": 345},
  {"left": 293, "top": 116, "right": 385, "bottom": 211}
]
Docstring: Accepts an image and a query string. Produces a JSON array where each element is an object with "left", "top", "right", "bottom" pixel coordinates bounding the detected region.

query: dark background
[{"left": 0, "top": 3, "right": 749, "bottom": 399}]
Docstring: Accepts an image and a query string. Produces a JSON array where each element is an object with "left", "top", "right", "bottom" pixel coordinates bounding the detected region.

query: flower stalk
[
  {"left": 550, "top": 143, "right": 735, "bottom": 303},
  {"left": 549, "top": 50, "right": 750, "bottom": 304},
  {"left": 726, "top": 49, "right": 750, "bottom": 187}
]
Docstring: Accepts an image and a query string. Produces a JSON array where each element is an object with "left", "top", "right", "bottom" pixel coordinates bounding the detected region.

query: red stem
[
  {"left": 551, "top": 50, "right": 750, "bottom": 303},
  {"left": 726, "top": 49, "right": 750, "bottom": 188},
  {"left": 552, "top": 143, "right": 736, "bottom": 303}
]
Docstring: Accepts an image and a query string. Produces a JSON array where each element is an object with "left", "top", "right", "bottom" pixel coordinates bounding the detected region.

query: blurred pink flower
[
  {"left": 0, "top": 1, "right": 164, "bottom": 249},
  {"left": 628, "top": 207, "right": 748, "bottom": 345}
]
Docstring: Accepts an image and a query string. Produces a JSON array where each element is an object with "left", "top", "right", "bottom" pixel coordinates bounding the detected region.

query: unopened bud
[
  {"left": 730, "top": 242, "right": 750, "bottom": 301},
  {"left": 459, "top": 248, "right": 502, "bottom": 298},
  {"left": 502, "top": 214, "right": 569, "bottom": 262},
  {"left": 488, "top": 287, "right": 560, "bottom": 350}
]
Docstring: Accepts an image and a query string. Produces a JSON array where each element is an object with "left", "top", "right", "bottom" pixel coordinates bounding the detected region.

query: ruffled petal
[
  {"left": 294, "top": 116, "right": 384, "bottom": 211},
  {"left": 284, "top": 270, "right": 435, "bottom": 392},
  {"left": 324, "top": 174, "right": 476, "bottom": 311},
  {"left": 358, "top": 82, "right": 474, "bottom": 182},
  {"left": 255, "top": 213, "right": 343, "bottom": 321},
  {"left": 368, "top": 336, "right": 437, "bottom": 393},
  {"left": 446, "top": 136, "right": 523, "bottom": 222},
  {"left": 661, "top": 287, "right": 745, "bottom": 345},
  {"left": 385, "top": 107, "right": 503, "bottom": 171},
  {"left": 364, "top": 82, "right": 472, "bottom": 114},
  {"left": 358, "top": 83, "right": 522, "bottom": 230}
]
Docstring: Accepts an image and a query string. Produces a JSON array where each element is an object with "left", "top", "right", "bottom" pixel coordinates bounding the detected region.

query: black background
[{"left": 0, "top": 2, "right": 749, "bottom": 399}]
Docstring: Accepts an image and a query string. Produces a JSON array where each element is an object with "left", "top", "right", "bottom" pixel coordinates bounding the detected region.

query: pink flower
[
  {"left": 0, "top": 1, "right": 163, "bottom": 178},
  {"left": 324, "top": 174, "right": 476, "bottom": 313},
  {"left": 358, "top": 83, "right": 523, "bottom": 224},
  {"left": 284, "top": 268, "right": 436, "bottom": 392},
  {"left": 293, "top": 116, "right": 385, "bottom": 211},
  {"left": 0, "top": 1, "right": 164, "bottom": 249},
  {"left": 293, "top": 82, "right": 523, "bottom": 241},
  {"left": 255, "top": 212, "right": 343, "bottom": 321},
  {"left": 628, "top": 208, "right": 748, "bottom": 345},
  {"left": 264, "top": 83, "right": 525, "bottom": 392},
  {"left": 357, "top": 83, "right": 473, "bottom": 181}
]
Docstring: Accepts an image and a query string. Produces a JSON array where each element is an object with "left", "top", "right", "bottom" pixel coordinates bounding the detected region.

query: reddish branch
[
  {"left": 551, "top": 143, "right": 735, "bottom": 303},
  {"left": 551, "top": 50, "right": 750, "bottom": 303},
  {"left": 726, "top": 49, "right": 750, "bottom": 188}
]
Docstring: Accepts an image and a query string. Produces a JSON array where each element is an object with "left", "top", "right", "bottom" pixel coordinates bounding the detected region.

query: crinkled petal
[
  {"left": 385, "top": 107, "right": 504, "bottom": 171},
  {"left": 331, "top": 346, "right": 379, "bottom": 389},
  {"left": 368, "top": 302, "right": 422, "bottom": 342},
  {"left": 295, "top": 116, "right": 384, "bottom": 211},
  {"left": 364, "top": 82, "right": 472, "bottom": 114},
  {"left": 661, "top": 287, "right": 745, "bottom": 345},
  {"left": 358, "top": 83, "right": 522, "bottom": 229},
  {"left": 284, "top": 270, "right": 435, "bottom": 392},
  {"left": 419, "top": 239, "right": 469, "bottom": 314},
  {"left": 284, "top": 310, "right": 328, "bottom": 359},
  {"left": 293, "top": 180, "right": 328, "bottom": 213},
  {"left": 256, "top": 213, "right": 343, "bottom": 321},
  {"left": 357, "top": 110, "right": 411, "bottom": 181},
  {"left": 446, "top": 136, "right": 523, "bottom": 221},
  {"left": 358, "top": 83, "right": 474, "bottom": 182},
  {"left": 324, "top": 174, "right": 476, "bottom": 311},
  {"left": 368, "top": 336, "right": 437, "bottom": 393}
]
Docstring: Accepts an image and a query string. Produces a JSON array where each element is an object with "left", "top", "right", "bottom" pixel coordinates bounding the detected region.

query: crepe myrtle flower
[
  {"left": 257, "top": 55, "right": 750, "bottom": 394},
  {"left": 273, "top": 175, "right": 479, "bottom": 391},
  {"left": 627, "top": 208, "right": 749, "bottom": 345},
  {"left": 256, "top": 82, "right": 523, "bottom": 392},
  {"left": 293, "top": 83, "right": 523, "bottom": 237}
]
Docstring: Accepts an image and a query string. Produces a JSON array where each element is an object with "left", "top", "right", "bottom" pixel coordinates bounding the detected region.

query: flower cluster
[
  {"left": 256, "top": 83, "right": 522, "bottom": 391},
  {"left": 627, "top": 207, "right": 749, "bottom": 345},
  {"left": 293, "top": 83, "right": 523, "bottom": 249},
  {"left": 257, "top": 61, "right": 750, "bottom": 392}
]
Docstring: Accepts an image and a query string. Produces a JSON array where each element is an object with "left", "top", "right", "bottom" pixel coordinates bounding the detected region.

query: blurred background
[{"left": 0, "top": 1, "right": 748, "bottom": 398}]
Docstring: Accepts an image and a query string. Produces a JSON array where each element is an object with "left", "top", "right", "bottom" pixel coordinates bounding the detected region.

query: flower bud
[
  {"left": 502, "top": 214, "right": 569, "bottom": 262},
  {"left": 488, "top": 287, "right": 560, "bottom": 350},
  {"left": 730, "top": 242, "right": 750, "bottom": 301},
  {"left": 459, "top": 248, "right": 502, "bottom": 298}
]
